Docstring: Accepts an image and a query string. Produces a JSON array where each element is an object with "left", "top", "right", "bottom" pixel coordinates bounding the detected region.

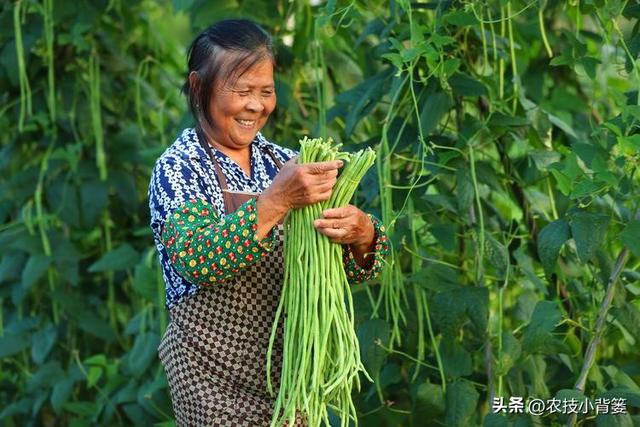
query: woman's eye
[
  {"left": 237, "top": 91, "right": 250, "bottom": 97},
  {"left": 262, "top": 91, "right": 274, "bottom": 96}
]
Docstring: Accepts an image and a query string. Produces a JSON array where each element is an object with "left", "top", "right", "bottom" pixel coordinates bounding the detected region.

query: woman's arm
[
  {"left": 160, "top": 157, "right": 344, "bottom": 285},
  {"left": 161, "top": 197, "right": 279, "bottom": 285}
]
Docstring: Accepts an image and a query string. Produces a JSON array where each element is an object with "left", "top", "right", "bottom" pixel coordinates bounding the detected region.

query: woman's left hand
[{"left": 313, "top": 205, "right": 375, "bottom": 248}]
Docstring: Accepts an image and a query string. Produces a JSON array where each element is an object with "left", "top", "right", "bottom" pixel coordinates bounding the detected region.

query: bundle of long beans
[{"left": 266, "top": 137, "right": 376, "bottom": 427}]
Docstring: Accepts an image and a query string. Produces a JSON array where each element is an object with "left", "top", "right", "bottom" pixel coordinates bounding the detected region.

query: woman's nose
[{"left": 246, "top": 97, "right": 264, "bottom": 112}]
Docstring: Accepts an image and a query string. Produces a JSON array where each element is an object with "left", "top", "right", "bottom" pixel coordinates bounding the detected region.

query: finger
[
  {"left": 312, "top": 189, "right": 333, "bottom": 203},
  {"left": 306, "top": 160, "right": 343, "bottom": 174},
  {"left": 321, "top": 205, "right": 353, "bottom": 219},
  {"left": 282, "top": 156, "right": 298, "bottom": 168},
  {"left": 315, "top": 226, "right": 348, "bottom": 241},
  {"left": 313, "top": 218, "right": 348, "bottom": 229},
  {"left": 308, "top": 168, "right": 338, "bottom": 179},
  {"left": 310, "top": 179, "right": 337, "bottom": 192}
]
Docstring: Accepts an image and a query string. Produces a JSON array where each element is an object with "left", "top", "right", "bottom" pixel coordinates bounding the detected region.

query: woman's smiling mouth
[{"left": 236, "top": 119, "right": 256, "bottom": 128}]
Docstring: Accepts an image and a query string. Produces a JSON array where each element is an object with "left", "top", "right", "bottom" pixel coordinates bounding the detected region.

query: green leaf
[
  {"left": 123, "top": 332, "right": 160, "bottom": 377},
  {"left": 576, "top": 56, "right": 601, "bottom": 79},
  {"left": 449, "top": 73, "right": 488, "bottom": 98},
  {"left": 85, "top": 354, "right": 108, "bottom": 367},
  {"left": 549, "top": 153, "right": 582, "bottom": 195},
  {"left": 522, "top": 301, "right": 562, "bottom": 353},
  {"left": 87, "top": 367, "right": 103, "bottom": 389},
  {"left": 409, "top": 18, "right": 425, "bottom": 45},
  {"left": 456, "top": 167, "right": 474, "bottom": 213},
  {"left": 31, "top": 324, "right": 57, "bottom": 364},
  {"left": 495, "top": 331, "right": 522, "bottom": 376},
  {"left": 88, "top": 244, "right": 140, "bottom": 272},
  {"left": 0, "top": 253, "right": 26, "bottom": 283},
  {"left": 63, "top": 401, "right": 97, "bottom": 416},
  {"left": 621, "top": 220, "right": 640, "bottom": 258},
  {"left": 514, "top": 246, "right": 547, "bottom": 294},
  {"left": 550, "top": 52, "right": 574, "bottom": 67},
  {"left": 26, "top": 361, "right": 65, "bottom": 392},
  {"left": 442, "top": 58, "right": 461, "bottom": 77},
  {"left": 595, "top": 413, "right": 634, "bottom": 427},
  {"left": 445, "top": 380, "right": 479, "bottom": 427},
  {"left": 488, "top": 113, "right": 530, "bottom": 127},
  {"left": 610, "top": 302, "right": 640, "bottom": 341},
  {"left": 571, "top": 212, "right": 610, "bottom": 263},
  {"left": 22, "top": 254, "right": 51, "bottom": 290},
  {"left": 52, "top": 290, "right": 116, "bottom": 342},
  {"left": 598, "top": 387, "right": 640, "bottom": 408},
  {"left": 357, "top": 319, "right": 390, "bottom": 379},
  {"left": 376, "top": 363, "right": 402, "bottom": 391},
  {"left": 136, "top": 374, "right": 172, "bottom": 417},
  {"left": 530, "top": 150, "right": 562, "bottom": 170},
  {"left": 419, "top": 91, "right": 452, "bottom": 135},
  {"left": 444, "top": 10, "right": 478, "bottom": 26},
  {"left": 0, "top": 398, "right": 31, "bottom": 419},
  {"left": 0, "top": 333, "right": 30, "bottom": 358},
  {"left": 415, "top": 382, "right": 445, "bottom": 416},
  {"left": 537, "top": 219, "right": 570, "bottom": 275},
  {"left": 483, "top": 413, "right": 509, "bottom": 427},
  {"left": 429, "top": 223, "right": 457, "bottom": 252},
  {"left": 412, "top": 264, "right": 459, "bottom": 292},
  {"left": 80, "top": 180, "right": 108, "bottom": 229},
  {"left": 617, "top": 135, "right": 640, "bottom": 153},
  {"left": 602, "top": 365, "right": 640, "bottom": 392},
  {"left": 485, "top": 234, "right": 508, "bottom": 278},
  {"left": 440, "top": 338, "right": 472, "bottom": 378},
  {"left": 133, "top": 262, "right": 158, "bottom": 300},
  {"left": 570, "top": 178, "right": 608, "bottom": 199},
  {"left": 50, "top": 378, "right": 74, "bottom": 414},
  {"left": 548, "top": 113, "right": 578, "bottom": 138},
  {"left": 432, "top": 286, "right": 488, "bottom": 337}
]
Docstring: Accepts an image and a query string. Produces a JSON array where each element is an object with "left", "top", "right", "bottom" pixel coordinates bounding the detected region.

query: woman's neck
[{"left": 208, "top": 140, "right": 252, "bottom": 177}]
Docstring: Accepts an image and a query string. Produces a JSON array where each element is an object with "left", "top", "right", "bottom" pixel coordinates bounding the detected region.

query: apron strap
[{"left": 196, "top": 128, "right": 283, "bottom": 215}]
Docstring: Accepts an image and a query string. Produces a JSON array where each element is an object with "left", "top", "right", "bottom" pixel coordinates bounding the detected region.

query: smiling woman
[{"left": 147, "top": 19, "right": 389, "bottom": 427}]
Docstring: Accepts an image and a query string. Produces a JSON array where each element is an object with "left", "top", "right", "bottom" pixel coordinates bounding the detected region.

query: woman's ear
[{"left": 188, "top": 71, "right": 200, "bottom": 95}]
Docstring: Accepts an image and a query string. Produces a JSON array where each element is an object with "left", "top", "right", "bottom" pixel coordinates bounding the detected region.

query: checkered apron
[{"left": 158, "top": 142, "right": 306, "bottom": 426}]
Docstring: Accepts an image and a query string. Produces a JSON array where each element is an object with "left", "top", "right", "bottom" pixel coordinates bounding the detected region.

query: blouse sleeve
[
  {"left": 342, "top": 214, "right": 390, "bottom": 284},
  {"left": 160, "top": 197, "right": 278, "bottom": 286}
]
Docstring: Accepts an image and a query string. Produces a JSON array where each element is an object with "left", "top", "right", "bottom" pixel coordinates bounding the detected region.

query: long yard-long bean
[{"left": 267, "top": 137, "right": 376, "bottom": 427}]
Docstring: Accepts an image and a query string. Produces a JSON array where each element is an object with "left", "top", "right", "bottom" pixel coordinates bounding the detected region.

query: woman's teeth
[{"left": 236, "top": 119, "right": 255, "bottom": 127}]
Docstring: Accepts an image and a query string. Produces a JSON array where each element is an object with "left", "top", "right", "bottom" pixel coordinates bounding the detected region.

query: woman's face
[{"left": 206, "top": 57, "right": 276, "bottom": 151}]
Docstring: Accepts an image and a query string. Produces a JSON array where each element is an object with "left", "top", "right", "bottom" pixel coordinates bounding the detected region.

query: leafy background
[{"left": 1, "top": 0, "right": 640, "bottom": 426}]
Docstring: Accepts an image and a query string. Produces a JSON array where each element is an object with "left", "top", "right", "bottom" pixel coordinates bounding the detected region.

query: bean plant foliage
[{"left": 1, "top": 0, "right": 640, "bottom": 426}]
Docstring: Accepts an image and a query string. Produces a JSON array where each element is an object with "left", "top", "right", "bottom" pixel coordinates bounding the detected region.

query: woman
[{"left": 148, "top": 19, "right": 389, "bottom": 426}]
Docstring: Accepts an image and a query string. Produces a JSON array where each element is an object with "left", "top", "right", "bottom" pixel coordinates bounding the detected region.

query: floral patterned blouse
[{"left": 148, "top": 128, "right": 390, "bottom": 309}]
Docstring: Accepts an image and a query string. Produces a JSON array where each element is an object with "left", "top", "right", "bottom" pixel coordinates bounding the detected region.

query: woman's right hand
[
  {"left": 255, "top": 157, "right": 342, "bottom": 241},
  {"left": 261, "top": 157, "right": 343, "bottom": 211}
]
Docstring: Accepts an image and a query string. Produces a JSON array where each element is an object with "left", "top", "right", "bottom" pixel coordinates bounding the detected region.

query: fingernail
[{"left": 337, "top": 160, "right": 343, "bottom": 167}]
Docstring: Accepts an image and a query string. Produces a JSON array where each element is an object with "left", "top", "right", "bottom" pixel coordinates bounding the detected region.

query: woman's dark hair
[{"left": 182, "top": 19, "right": 275, "bottom": 135}]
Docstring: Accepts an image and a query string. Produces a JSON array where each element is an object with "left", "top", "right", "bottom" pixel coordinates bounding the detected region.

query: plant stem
[
  {"left": 469, "top": 144, "right": 485, "bottom": 284},
  {"left": 538, "top": 7, "right": 553, "bottom": 58},
  {"left": 566, "top": 242, "right": 632, "bottom": 426},
  {"left": 507, "top": 1, "right": 518, "bottom": 112}
]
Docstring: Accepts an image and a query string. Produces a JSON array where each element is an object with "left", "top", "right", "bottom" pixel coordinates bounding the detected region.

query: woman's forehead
[{"left": 222, "top": 57, "right": 274, "bottom": 87}]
